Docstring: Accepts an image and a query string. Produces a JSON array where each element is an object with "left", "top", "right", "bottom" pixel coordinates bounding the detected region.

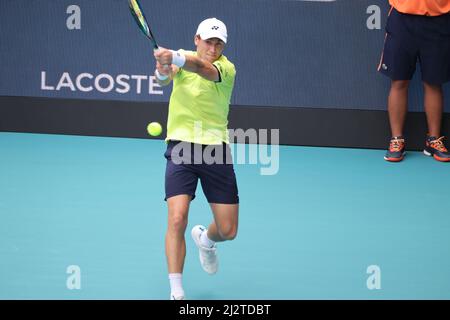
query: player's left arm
[
  {"left": 154, "top": 62, "right": 179, "bottom": 86},
  {"left": 154, "top": 48, "right": 220, "bottom": 82}
]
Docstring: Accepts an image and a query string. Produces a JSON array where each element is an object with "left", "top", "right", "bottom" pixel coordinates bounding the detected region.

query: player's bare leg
[
  {"left": 423, "top": 82, "right": 443, "bottom": 138},
  {"left": 207, "top": 203, "right": 239, "bottom": 242},
  {"left": 388, "top": 80, "right": 409, "bottom": 137},
  {"left": 166, "top": 194, "right": 191, "bottom": 299},
  {"left": 191, "top": 204, "right": 238, "bottom": 274}
]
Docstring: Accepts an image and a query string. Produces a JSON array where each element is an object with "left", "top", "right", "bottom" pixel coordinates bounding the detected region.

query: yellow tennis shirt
[{"left": 165, "top": 50, "right": 236, "bottom": 145}]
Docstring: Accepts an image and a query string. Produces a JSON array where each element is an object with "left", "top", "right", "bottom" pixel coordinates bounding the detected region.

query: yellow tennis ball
[{"left": 147, "top": 122, "right": 162, "bottom": 136}]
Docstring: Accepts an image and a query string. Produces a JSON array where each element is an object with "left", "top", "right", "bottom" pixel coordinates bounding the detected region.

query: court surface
[{"left": 1, "top": 132, "right": 449, "bottom": 299}]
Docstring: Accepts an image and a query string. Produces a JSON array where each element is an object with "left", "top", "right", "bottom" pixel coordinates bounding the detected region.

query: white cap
[{"left": 196, "top": 18, "right": 228, "bottom": 44}]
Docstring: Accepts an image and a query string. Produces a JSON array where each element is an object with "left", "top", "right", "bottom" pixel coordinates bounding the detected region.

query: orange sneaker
[
  {"left": 384, "top": 136, "right": 405, "bottom": 162},
  {"left": 424, "top": 136, "right": 450, "bottom": 162}
]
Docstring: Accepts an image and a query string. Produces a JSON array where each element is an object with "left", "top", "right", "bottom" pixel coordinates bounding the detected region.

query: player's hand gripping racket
[{"left": 128, "top": 0, "right": 168, "bottom": 68}]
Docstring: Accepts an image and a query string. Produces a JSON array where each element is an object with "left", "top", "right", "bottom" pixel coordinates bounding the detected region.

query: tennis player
[{"left": 153, "top": 18, "right": 238, "bottom": 300}]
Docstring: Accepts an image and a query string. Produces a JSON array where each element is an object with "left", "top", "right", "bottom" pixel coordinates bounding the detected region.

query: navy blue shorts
[
  {"left": 378, "top": 8, "right": 450, "bottom": 85},
  {"left": 164, "top": 140, "right": 239, "bottom": 204}
]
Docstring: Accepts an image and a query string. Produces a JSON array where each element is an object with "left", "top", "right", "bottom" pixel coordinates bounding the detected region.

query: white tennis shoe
[{"left": 191, "top": 225, "right": 218, "bottom": 275}]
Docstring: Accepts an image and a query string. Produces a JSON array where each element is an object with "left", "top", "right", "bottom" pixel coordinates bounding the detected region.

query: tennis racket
[
  {"left": 128, "top": 0, "right": 170, "bottom": 72},
  {"left": 128, "top": 0, "right": 159, "bottom": 50}
]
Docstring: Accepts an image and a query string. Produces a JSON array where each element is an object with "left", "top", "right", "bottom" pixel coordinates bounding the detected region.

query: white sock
[
  {"left": 200, "top": 229, "right": 216, "bottom": 248},
  {"left": 168, "top": 273, "right": 184, "bottom": 299}
]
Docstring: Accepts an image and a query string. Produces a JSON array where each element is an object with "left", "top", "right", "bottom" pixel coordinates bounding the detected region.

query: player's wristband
[
  {"left": 155, "top": 70, "right": 168, "bottom": 81},
  {"left": 171, "top": 50, "right": 186, "bottom": 68}
]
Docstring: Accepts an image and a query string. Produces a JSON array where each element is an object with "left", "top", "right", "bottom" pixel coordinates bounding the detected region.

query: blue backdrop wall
[{"left": 1, "top": 0, "right": 449, "bottom": 112}]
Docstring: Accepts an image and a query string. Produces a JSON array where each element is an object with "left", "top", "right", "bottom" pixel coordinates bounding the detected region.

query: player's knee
[
  {"left": 169, "top": 213, "right": 188, "bottom": 232},
  {"left": 391, "top": 80, "right": 409, "bottom": 90},
  {"left": 423, "top": 81, "right": 442, "bottom": 91},
  {"left": 218, "top": 225, "right": 238, "bottom": 240}
]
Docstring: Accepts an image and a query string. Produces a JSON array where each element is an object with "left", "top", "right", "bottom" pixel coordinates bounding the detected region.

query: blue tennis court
[{"left": 1, "top": 132, "right": 449, "bottom": 299}]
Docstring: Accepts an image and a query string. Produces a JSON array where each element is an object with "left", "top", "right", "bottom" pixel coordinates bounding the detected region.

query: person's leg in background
[
  {"left": 378, "top": 8, "right": 417, "bottom": 162},
  {"left": 422, "top": 82, "right": 450, "bottom": 161},
  {"left": 384, "top": 80, "right": 409, "bottom": 161},
  {"left": 418, "top": 10, "right": 450, "bottom": 162},
  {"left": 423, "top": 82, "right": 443, "bottom": 139}
]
